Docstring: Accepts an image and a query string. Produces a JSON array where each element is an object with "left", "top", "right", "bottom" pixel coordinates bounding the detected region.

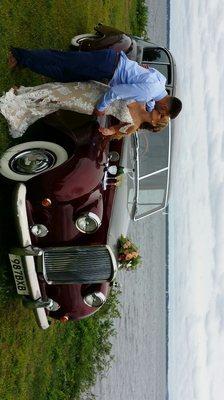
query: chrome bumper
[{"left": 12, "top": 183, "right": 49, "bottom": 330}]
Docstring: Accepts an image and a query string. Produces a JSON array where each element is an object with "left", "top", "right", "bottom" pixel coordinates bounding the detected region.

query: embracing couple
[{"left": 1, "top": 47, "right": 182, "bottom": 138}]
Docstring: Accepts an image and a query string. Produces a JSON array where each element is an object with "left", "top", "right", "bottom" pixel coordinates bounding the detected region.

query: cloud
[{"left": 169, "top": 1, "right": 224, "bottom": 399}]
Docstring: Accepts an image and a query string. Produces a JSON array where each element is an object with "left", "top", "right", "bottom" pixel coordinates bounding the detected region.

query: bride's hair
[
  {"left": 111, "top": 115, "right": 170, "bottom": 140},
  {"left": 141, "top": 115, "right": 170, "bottom": 133}
]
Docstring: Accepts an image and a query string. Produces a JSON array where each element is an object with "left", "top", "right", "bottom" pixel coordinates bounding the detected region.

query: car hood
[{"left": 27, "top": 152, "right": 106, "bottom": 203}]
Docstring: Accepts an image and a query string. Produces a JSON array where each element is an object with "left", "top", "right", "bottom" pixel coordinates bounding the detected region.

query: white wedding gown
[{"left": 0, "top": 81, "right": 134, "bottom": 138}]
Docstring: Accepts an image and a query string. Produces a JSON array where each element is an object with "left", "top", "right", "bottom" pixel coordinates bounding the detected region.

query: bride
[{"left": 0, "top": 80, "right": 169, "bottom": 138}]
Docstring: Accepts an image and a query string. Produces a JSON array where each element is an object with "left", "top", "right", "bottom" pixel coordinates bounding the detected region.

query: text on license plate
[{"left": 9, "top": 254, "right": 29, "bottom": 295}]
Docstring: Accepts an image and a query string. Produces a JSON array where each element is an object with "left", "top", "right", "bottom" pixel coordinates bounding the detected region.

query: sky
[{"left": 168, "top": 1, "right": 224, "bottom": 399}]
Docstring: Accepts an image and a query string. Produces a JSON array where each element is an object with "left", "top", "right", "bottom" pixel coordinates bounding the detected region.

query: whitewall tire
[
  {"left": 71, "top": 33, "right": 99, "bottom": 47},
  {"left": 0, "top": 141, "right": 68, "bottom": 181}
]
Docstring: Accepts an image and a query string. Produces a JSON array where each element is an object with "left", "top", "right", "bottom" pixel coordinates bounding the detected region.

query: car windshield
[{"left": 131, "top": 126, "right": 171, "bottom": 220}]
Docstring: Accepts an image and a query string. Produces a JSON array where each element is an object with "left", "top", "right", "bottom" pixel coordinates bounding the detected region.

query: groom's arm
[
  {"left": 95, "top": 83, "right": 144, "bottom": 111},
  {"left": 95, "top": 81, "right": 165, "bottom": 112}
]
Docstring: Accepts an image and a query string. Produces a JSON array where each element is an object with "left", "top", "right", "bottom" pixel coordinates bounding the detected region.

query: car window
[
  {"left": 137, "top": 129, "right": 169, "bottom": 177},
  {"left": 143, "top": 47, "right": 170, "bottom": 63},
  {"left": 166, "top": 87, "right": 171, "bottom": 95},
  {"left": 141, "top": 47, "right": 172, "bottom": 84},
  {"left": 135, "top": 170, "right": 168, "bottom": 219},
  {"left": 149, "top": 63, "right": 172, "bottom": 84}
]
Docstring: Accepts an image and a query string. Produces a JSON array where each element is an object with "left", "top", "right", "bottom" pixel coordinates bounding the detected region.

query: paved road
[
  {"left": 92, "top": 215, "right": 167, "bottom": 400},
  {"left": 91, "top": 3, "right": 169, "bottom": 399}
]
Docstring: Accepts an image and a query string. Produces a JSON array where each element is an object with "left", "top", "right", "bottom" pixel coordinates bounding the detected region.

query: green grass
[
  {"left": 0, "top": 0, "right": 147, "bottom": 398},
  {"left": 0, "top": 289, "right": 121, "bottom": 400}
]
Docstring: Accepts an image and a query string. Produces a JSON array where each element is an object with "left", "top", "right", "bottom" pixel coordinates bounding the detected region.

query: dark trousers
[{"left": 11, "top": 47, "right": 118, "bottom": 82}]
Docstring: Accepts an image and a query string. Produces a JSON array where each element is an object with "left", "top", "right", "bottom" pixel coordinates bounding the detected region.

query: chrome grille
[{"left": 41, "top": 245, "right": 115, "bottom": 284}]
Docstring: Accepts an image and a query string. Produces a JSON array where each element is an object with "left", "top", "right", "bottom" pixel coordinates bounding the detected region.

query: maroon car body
[
  {"left": 0, "top": 24, "right": 176, "bottom": 329},
  {"left": 25, "top": 123, "right": 120, "bottom": 322},
  {"left": 4, "top": 117, "right": 122, "bottom": 328}
]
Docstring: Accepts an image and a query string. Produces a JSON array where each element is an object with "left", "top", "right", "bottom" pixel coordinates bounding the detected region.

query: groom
[{"left": 8, "top": 47, "right": 182, "bottom": 119}]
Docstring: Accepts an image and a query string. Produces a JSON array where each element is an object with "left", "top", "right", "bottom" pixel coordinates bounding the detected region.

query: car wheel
[
  {"left": 0, "top": 141, "right": 68, "bottom": 181},
  {"left": 71, "top": 33, "right": 99, "bottom": 47}
]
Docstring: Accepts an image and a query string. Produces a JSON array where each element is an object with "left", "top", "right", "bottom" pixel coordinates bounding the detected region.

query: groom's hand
[{"left": 92, "top": 108, "right": 106, "bottom": 116}]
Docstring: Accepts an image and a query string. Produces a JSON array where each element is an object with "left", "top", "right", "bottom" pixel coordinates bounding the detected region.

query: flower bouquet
[{"left": 117, "top": 234, "right": 141, "bottom": 271}]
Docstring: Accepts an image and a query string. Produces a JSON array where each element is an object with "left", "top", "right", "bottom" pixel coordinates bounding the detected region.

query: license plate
[{"left": 9, "top": 254, "right": 29, "bottom": 295}]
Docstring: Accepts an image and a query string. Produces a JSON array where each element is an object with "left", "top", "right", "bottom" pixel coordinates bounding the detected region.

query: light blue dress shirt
[{"left": 96, "top": 51, "right": 168, "bottom": 111}]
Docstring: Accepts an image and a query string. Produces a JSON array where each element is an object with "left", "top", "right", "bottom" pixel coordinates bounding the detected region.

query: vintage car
[{"left": 0, "top": 24, "right": 175, "bottom": 329}]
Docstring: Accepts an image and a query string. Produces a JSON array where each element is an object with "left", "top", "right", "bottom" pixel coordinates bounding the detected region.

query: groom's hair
[{"left": 168, "top": 96, "right": 182, "bottom": 119}]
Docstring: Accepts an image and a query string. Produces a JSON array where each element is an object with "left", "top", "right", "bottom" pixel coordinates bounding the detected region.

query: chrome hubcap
[
  {"left": 9, "top": 148, "right": 56, "bottom": 175},
  {"left": 77, "top": 35, "right": 96, "bottom": 44}
]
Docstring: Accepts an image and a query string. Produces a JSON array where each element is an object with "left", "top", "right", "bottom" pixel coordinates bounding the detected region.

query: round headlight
[
  {"left": 31, "top": 224, "right": 49, "bottom": 237},
  {"left": 75, "top": 212, "right": 101, "bottom": 234},
  {"left": 83, "top": 291, "right": 106, "bottom": 308}
]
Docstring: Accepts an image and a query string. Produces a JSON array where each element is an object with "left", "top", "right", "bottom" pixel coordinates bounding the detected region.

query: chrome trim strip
[
  {"left": 13, "top": 183, "right": 49, "bottom": 330},
  {"left": 41, "top": 251, "right": 52, "bottom": 285},
  {"left": 133, "top": 203, "right": 167, "bottom": 221},
  {"left": 135, "top": 133, "right": 140, "bottom": 215},
  {"left": 105, "top": 244, "right": 118, "bottom": 281},
  {"left": 140, "top": 61, "right": 170, "bottom": 66},
  {"left": 165, "top": 122, "right": 172, "bottom": 207},
  {"left": 139, "top": 167, "right": 168, "bottom": 180}
]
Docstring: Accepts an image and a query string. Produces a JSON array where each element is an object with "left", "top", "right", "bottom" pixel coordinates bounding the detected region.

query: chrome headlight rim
[
  {"left": 75, "top": 212, "right": 101, "bottom": 234},
  {"left": 31, "top": 223, "right": 49, "bottom": 237},
  {"left": 83, "top": 291, "right": 106, "bottom": 308}
]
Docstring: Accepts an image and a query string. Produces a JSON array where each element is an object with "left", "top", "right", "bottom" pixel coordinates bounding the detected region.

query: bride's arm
[{"left": 98, "top": 122, "right": 138, "bottom": 138}]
